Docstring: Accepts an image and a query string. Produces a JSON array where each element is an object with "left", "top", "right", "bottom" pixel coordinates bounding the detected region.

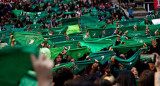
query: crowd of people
[{"left": 0, "top": 0, "right": 160, "bottom": 86}]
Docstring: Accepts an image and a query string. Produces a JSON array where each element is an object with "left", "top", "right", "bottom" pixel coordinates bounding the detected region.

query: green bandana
[
  {"left": 80, "top": 39, "right": 113, "bottom": 52},
  {"left": 50, "top": 47, "right": 64, "bottom": 60},
  {"left": 0, "top": 47, "right": 35, "bottom": 86},
  {"left": 14, "top": 32, "right": 45, "bottom": 47},
  {"left": 66, "top": 47, "right": 91, "bottom": 60}
]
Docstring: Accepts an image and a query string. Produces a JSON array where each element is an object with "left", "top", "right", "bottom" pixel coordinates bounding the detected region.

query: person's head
[
  {"left": 78, "top": 7, "right": 81, "bottom": 11},
  {"left": 113, "top": 9, "right": 116, "bottom": 13},
  {"left": 1, "top": 16, "right": 4, "bottom": 19},
  {"left": 75, "top": 5, "right": 78, "bottom": 10},
  {"left": 138, "top": 70, "right": 154, "bottom": 86},
  {"left": 104, "top": 68, "right": 115, "bottom": 84},
  {"left": 116, "top": 70, "right": 136, "bottom": 86},
  {"left": 64, "top": 78, "right": 95, "bottom": 86},
  {"left": 18, "top": 23, "right": 21, "bottom": 28},
  {"left": 94, "top": 79, "right": 112, "bottom": 86},
  {"left": 105, "top": 68, "right": 111, "bottom": 76},
  {"left": 55, "top": 54, "right": 63, "bottom": 64},
  {"left": 107, "top": 18, "right": 112, "bottom": 24},
  {"left": 70, "top": 58, "right": 75, "bottom": 62},
  {"left": 118, "top": 63, "right": 125, "bottom": 69},
  {"left": 131, "top": 67, "right": 138, "bottom": 78},
  {"left": 145, "top": 19, "right": 149, "bottom": 24},
  {"left": 53, "top": 67, "right": 74, "bottom": 86},
  {"left": 148, "top": 63, "right": 155, "bottom": 71}
]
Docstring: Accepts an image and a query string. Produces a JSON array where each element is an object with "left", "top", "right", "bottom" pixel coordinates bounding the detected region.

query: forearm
[
  {"left": 37, "top": 77, "right": 52, "bottom": 86},
  {"left": 155, "top": 72, "right": 160, "bottom": 86},
  {"left": 89, "top": 68, "right": 95, "bottom": 74}
]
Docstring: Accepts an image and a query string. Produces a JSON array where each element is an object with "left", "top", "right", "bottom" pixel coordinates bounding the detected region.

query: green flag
[
  {"left": 54, "top": 40, "right": 79, "bottom": 50},
  {"left": 14, "top": 32, "right": 45, "bottom": 47},
  {"left": 119, "top": 20, "right": 140, "bottom": 26},
  {"left": 48, "top": 35, "right": 67, "bottom": 43},
  {"left": 74, "top": 60, "right": 94, "bottom": 74},
  {"left": 69, "top": 34, "right": 83, "bottom": 41},
  {"left": 50, "top": 26, "right": 67, "bottom": 35},
  {"left": 4, "top": 25, "right": 14, "bottom": 31},
  {"left": 62, "top": 17, "right": 79, "bottom": 26},
  {"left": 61, "top": 0, "right": 74, "bottom": 4},
  {"left": 112, "top": 38, "right": 151, "bottom": 54},
  {"left": 114, "top": 49, "right": 142, "bottom": 69},
  {"left": 28, "top": 24, "right": 43, "bottom": 31},
  {"left": 66, "top": 47, "right": 91, "bottom": 60},
  {"left": 122, "top": 38, "right": 152, "bottom": 45},
  {"left": 19, "top": 70, "right": 37, "bottom": 86},
  {"left": 11, "top": 27, "right": 26, "bottom": 32},
  {"left": 80, "top": 15, "right": 99, "bottom": 28},
  {"left": 149, "top": 25, "right": 160, "bottom": 33},
  {"left": 52, "top": 62, "right": 74, "bottom": 72},
  {"left": 30, "top": 4, "right": 38, "bottom": 9},
  {"left": 26, "top": 12, "right": 37, "bottom": 19},
  {"left": 80, "top": 39, "right": 113, "bottom": 52},
  {"left": 120, "top": 25, "right": 146, "bottom": 32},
  {"left": 87, "top": 28, "right": 104, "bottom": 38},
  {"left": 67, "top": 24, "right": 80, "bottom": 35},
  {"left": 37, "top": 11, "right": 48, "bottom": 19},
  {"left": 51, "top": 7, "right": 60, "bottom": 12},
  {"left": 50, "top": 47, "right": 64, "bottom": 60},
  {"left": 0, "top": 37, "right": 10, "bottom": 44},
  {"left": 12, "top": 10, "right": 24, "bottom": 16},
  {"left": 0, "top": 47, "right": 35, "bottom": 86},
  {"left": 0, "top": 30, "right": 11, "bottom": 37},
  {"left": 126, "top": 31, "right": 147, "bottom": 38},
  {"left": 39, "top": 29, "right": 49, "bottom": 35},
  {"left": 89, "top": 51, "right": 115, "bottom": 65},
  {"left": 86, "top": 22, "right": 106, "bottom": 28},
  {"left": 64, "top": 11, "right": 76, "bottom": 14},
  {"left": 104, "top": 28, "right": 116, "bottom": 36},
  {"left": 105, "top": 24, "right": 117, "bottom": 29}
]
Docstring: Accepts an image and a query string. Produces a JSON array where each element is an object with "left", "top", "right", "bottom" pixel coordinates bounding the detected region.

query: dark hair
[
  {"left": 138, "top": 70, "right": 154, "bottom": 86},
  {"left": 116, "top": 70, "right": 136, "bottom": 86},
  {"left": 64, "top": 77, "right": 95, "bottom": 86},
  {"left": 94, "top": 78, "right": 112, "bottom": 86},
  {"left": 53, "top": 67, "right": 73, "bottom": 86}
]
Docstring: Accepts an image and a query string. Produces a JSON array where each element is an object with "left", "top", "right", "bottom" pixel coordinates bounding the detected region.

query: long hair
[
  {"left": 138, "top": 70, "right": 154, "bottom": 86},
  {"left": 116, "top": 70, "right": 137, "bottom": 86}
]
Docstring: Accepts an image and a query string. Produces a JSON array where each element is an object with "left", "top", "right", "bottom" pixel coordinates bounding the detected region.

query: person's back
[
  {"left": 128, "top": 8, "right": 133, "bottom": 16},
  {"left": 138, "top": 70, "right": 154, "bottom": 86},
  {"left": 94, "top": 78, "right": 112, "bottom": 86},
  {"left": 53, "top": 67, "right": 74, "bottom": 86},
  {"left": 116, "top": 70, "right": 136, "bottom": 86},
  {"left": 128, "top": 7, "right": 134, "bottom": 18},
  {"left": 64, "top": 77, "right": 95, "bottom": 86}
]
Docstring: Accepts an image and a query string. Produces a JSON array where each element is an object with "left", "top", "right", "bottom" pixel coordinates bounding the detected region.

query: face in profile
[{"left": 131, "top": 67, "right": 138, "bottom": 78}]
